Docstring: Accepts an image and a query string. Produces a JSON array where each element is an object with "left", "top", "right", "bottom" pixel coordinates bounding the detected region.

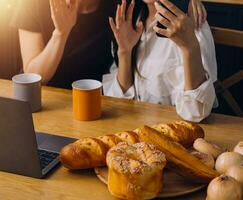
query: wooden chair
[{"left": 211, "top": 26, "right": 243, "bottom": 117}]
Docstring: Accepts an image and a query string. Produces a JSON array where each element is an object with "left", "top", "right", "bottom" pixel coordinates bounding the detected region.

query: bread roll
[
  {"left": 191, "top": 151, "right": 215, "bottom": 169},
  {"left": 115, "top": 131, "right": 139, "bottom": 144},
  {"left": 98, "top": 134, "right": 122, "bottom": 149},
  {"left": 193, "top": 138, "right": 225, "bottom": 159},
  {"left": 151, "top": 121, "right": 205, "bottom": 147},
  {"left": 60, "top": 121, "right": 204, "bottom": 170},
  {"left": 60, "top": 131, "right": 139, "bottom": 170},
  {"left": 60, "top": 137, "right": 109, "bottom": 169},
  {"left": 138, "top": 126, "right": 219, "bottom": 183},
  {"left": 107, "top": 142, "right": 167, "bottom": 200}
]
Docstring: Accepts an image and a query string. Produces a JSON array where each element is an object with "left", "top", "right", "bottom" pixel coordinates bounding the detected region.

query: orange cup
[{"left": 72, "top": 79, "right": 102, "bottom": 121}]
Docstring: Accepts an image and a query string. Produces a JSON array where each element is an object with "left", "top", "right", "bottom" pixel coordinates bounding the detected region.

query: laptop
[{"left": 0, "top": 97, "right": 76, "bottom": 178}]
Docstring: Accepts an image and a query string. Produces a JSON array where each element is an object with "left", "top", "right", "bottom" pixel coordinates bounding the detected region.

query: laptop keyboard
[{"left": 38, "top": 149, "right": 59, "bottom": 170}]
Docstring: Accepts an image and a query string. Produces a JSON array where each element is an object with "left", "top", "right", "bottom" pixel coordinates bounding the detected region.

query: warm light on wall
[
  {"left": 0, "top": 0, "right": 21, "bottom": 80},
  {"left": 0, "top": 0, "right": 17, "bottom": 28},
  {"left": 0, "top": 0, "right": 12, "bottom": 10}
]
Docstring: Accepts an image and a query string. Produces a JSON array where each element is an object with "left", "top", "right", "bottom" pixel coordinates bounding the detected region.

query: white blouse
[{"left": 103, "top": 21, "right": 217, "bottom": 122}]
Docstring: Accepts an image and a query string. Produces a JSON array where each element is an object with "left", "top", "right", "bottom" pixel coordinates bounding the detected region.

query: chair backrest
[
  {"left": 211, "top": 26, "right": 243, "bottom": 48},
  {"left": 205, "top": 0, "right": 243, "bottom": 47},
  {"left": 210, "top": 25, "right": 243, "bottom": 117},
  {"left": 203, "top": 0, "right": 243, "bottom": 5}
]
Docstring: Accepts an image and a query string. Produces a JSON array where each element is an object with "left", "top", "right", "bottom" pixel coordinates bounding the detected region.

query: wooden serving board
[{"left": 95, "top": 167, "right": 206, "bottom": 198}]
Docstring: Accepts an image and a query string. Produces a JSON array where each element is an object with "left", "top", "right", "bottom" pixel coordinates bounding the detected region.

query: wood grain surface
[{"left": 0, "top": 79, "right": 242, "bottom": 200}]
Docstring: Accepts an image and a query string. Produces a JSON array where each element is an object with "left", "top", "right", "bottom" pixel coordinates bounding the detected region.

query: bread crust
[
  {"left": 152, "top": 121, "right": 205, "bottom": 147},
  {"left": 98, "top": 134, "right": 122, "bottom": 149},
  {"left": 60, "top": 131, "right": 139, "bottom": 170},
  {"left": 60, "top": 121, "right": 205, "bottom": 170},
  {"left": 115, "top": 131, "right": 139, "bottom": 144},
  {"left": 138, "top": 126, "right": 219, "bottom": 183},
  {"left": 107, "top": 142, "right": 166, "bottom": 200},
  {"left": 60, "top": 137, "right": 109, "bottom": 169}
]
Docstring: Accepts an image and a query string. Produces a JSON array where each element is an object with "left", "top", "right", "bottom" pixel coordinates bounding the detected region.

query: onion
[
  {"left": 226, "top": 164, "right": 243, "bottom": 189},
  {"left": 215, "top": 152, "right": 243, "bottom": 174},
  {"left": 234, "top": 141, "right": 243, "bottom": 155},
  {"left": 193, "top": 138, "right": 225, "bottom": 159},
  {"left": 191, "top": 151, "right": 215, "bottom": 168},
  {"left": 206, "top": 175, "right": 242, "bottom": 200}
]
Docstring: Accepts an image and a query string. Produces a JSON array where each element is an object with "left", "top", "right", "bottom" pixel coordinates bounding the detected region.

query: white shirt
[{"left": 103, "top": 21, "right": 217, "bottom": 122}]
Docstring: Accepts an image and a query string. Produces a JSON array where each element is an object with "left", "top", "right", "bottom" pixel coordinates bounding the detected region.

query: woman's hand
[
  {"left": 188, "top": 0, "right": 207, "bottom": 29},
  {"left": 50, "top": 0, "right": 78, "bottom": 36},
  {"left": 109, "top": 0, "right": 143, "bottom": 53},
  {"left": 154, "top": 0, "right": 206, "bottom": 91},
  {"left": 154, "top": 0, "right": 199, "bottom": 51}
]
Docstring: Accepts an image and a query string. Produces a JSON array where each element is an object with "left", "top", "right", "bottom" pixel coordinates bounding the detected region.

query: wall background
[{"left": 0, "top": 0, "right": 22, "bottom": 79}]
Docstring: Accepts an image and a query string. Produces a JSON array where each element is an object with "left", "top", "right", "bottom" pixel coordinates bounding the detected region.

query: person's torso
[
  {"left": 37, "top": 0, "right": 114, "bottom": 88},
  {"left": 134, "top": 23, "right": 183, "bottom": 105},
  {"left": 133, "top": 21, "right": 216, "bottom": 105}
]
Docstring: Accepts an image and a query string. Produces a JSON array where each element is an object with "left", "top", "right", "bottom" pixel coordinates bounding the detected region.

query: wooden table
[{"left": 0, "top": 79, "right": 242, "bottom": 200}]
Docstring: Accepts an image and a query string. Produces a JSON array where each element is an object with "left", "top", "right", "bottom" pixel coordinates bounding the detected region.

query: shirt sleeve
[
  {"left": 167, "top": 22, "right": 217, "bottom": 122},
  {"left": 175, "top": 76, "right": 216, "bottom": 122},
  {"left": 102, "top": 62, "right": 135, "bottom": 99},
  {"left": 10, "top": 0, "right": 41, "bottom": 32}
]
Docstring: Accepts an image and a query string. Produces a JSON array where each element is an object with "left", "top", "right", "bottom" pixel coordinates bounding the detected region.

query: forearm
[
  {"left": 25, "top": 30, "right": 68, "bottom": 84},
  {"left": 181, "top": 39, "right": 206, "bottom": 91},
  {"left": 117, "top": 50, "right": 134, "bottom": 93}
]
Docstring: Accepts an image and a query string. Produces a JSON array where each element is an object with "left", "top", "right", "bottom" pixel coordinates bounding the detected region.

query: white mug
[{"left": 12, "top": 73, "right": 42, "bottom": 113}]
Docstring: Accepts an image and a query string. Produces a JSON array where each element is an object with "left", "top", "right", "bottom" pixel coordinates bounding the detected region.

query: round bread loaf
[{"left": 107, "top": 142, "right": 167, "bottom": 200}]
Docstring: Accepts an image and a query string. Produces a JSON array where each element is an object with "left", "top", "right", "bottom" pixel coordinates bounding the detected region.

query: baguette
[
  {"left": 138, "top": 126, "right": 219, "bottom": 183},
  {"left": 60, "top": 131, "right": 139, "bottom": 170},
  {"left": 60, "top": 121, "right": 204, "bottom": 170},
  {"left": 151, "top": 121, "right": 204, "bottom": 147}
]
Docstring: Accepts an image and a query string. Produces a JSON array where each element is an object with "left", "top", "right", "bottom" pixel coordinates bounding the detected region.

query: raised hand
[
  {"left": 154, "top": 0, "right": 198, "bottom": 50},
  {"left": 188, "top": 0, "right": 207, "bottom": 30},
  {"left": 154, "top": 0, "right": 206, "bottom": 91},
  {"left": 109, "top": 0, "right": 143, "bottom": 53},
  {"left": 50, "top": 0, "right": 78, "bottom": 36}
]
